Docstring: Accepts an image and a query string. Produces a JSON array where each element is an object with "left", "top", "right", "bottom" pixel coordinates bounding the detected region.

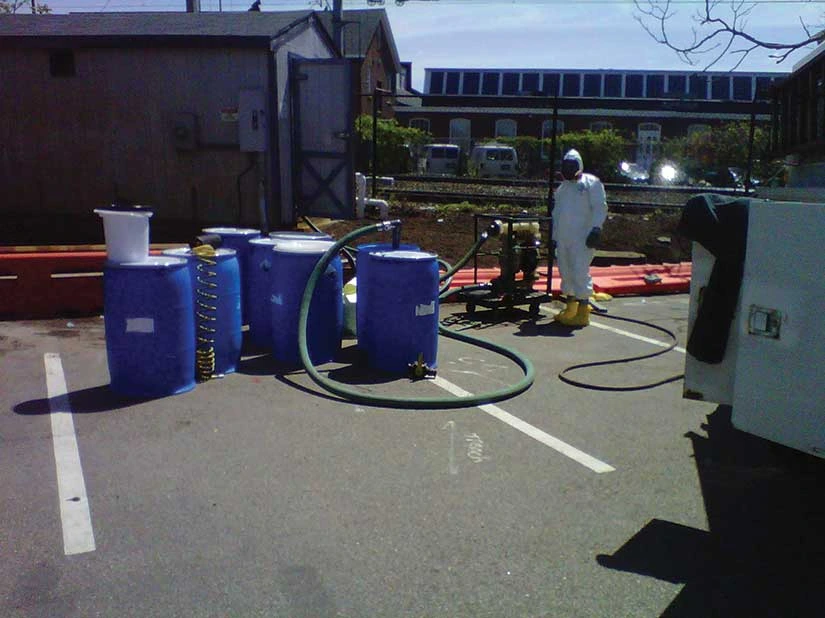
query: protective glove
[{"left": 585, "top": 227, "right": 602, "bottom": 249}]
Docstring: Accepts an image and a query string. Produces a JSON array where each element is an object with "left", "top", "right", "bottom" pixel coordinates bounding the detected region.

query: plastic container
[
  {"left": 201, "top": 227, "right": 261, "bottom": 323},
  {"left": 246, "top": 238, "right": 281, "bottom": 348},
  {"left": 269, "top": 231, "right": 332, "bottom": 241},
  {"left": 103, "top": 256, "right": 195, "bottom": 397},
  {"left": 355, "top": 242, "right": 419, "bottom": 350},
  {"left": 362, "top": 250, "right": 439, "bottom": 374},
  {"left": 270, "top": 240, "right": 342, "bottom": 366},
  {"left": 162, "top": 248, "right": 242, "bottom": 375},
  {"left": 94, "top": 205, "right": 153, "bottom": 263}
]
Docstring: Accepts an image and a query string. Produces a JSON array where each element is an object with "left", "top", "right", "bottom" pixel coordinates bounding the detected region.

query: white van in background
[
  {"left": 420, "top": 143, "right": 461, "bottom": 175},
  {"left": 468, "top": 143, "right": 519, "bottom": 178}
]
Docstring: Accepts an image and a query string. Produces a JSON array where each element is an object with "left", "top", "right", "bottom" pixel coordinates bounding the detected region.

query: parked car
[
  {"left": 420, "top": 143, "right": 461, "bottom": 175},
  {"left": 617, "top": 161, "right": 649, "bottom": 184},
  {"left": 468, "top": 143, "right": 519, "bottom": 178}
]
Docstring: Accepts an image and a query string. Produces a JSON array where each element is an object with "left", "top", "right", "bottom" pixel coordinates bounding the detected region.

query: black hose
[
  {"left": 558, "top": 313, "right": 684, "bottom": 391},
  {"left": 297, "top": 221, "right": 535, "bottom": 409}
]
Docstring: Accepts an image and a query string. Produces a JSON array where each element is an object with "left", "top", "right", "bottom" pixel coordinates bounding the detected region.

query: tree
[
  {"left": 354, "top": 114, "right": 431, "bottom": 174},
  {"left": 0, "top": 0, "right": 51, "bottom": 13},
  {"left": 634, "top": 0, "right": 824, "bottom": 69}
]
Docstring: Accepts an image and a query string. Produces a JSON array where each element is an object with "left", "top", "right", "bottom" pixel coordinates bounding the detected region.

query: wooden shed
[{"left": 0, "top": 12, "right": 357, "bottom": 243}]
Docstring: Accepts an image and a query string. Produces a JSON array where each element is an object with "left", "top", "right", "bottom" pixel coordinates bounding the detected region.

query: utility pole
[{"left": 185, "top": 0, "right": 200, "bottom": 13}]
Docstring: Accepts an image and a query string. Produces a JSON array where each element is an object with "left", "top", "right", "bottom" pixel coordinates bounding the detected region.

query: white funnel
[{"left": 94, "top": 206, "right": 153, "bottom": 263}]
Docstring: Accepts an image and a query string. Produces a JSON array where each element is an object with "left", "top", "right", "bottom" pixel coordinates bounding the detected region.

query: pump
[{"left": 456, "top": 213, "right": 553, "bottom": 316}]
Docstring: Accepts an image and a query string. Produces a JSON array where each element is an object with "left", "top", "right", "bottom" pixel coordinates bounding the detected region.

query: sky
[{"left": 30, "top": 0, "right": 825, "bottom": 90}]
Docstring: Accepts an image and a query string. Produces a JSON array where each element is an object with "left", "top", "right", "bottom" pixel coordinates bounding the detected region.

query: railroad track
[{"left": 381, "top": 187, "right": 684, "bottom": 212}]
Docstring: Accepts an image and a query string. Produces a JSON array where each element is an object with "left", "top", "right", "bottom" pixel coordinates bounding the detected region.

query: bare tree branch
[{"left": 633, "top": 0, "right": 825, "bottom": 70}]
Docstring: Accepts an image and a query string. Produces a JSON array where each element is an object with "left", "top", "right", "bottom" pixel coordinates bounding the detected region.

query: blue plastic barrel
[
  {"left": 355, "top": 242, "right": 419, "bottom": 350},
  {"left": 162, "top": 248, "right": 242, "bottom": 375},
  {"left": 271, "top": 240, "right": 342, "bottom": 366},
  {"left": 269, "top": 231, "right": 332, "bottom": 241},
  {"left": 362, "top": 250, "right": 439, "bottom": 374},
  {"left": 103, "top": 256, "right": 195, "bottom": 397},
  {"left": 246, "top": 238, "right": 281, "bottom": 348},
  {"left": 202, "top": 227, "right": 261, "bottom": 323}
]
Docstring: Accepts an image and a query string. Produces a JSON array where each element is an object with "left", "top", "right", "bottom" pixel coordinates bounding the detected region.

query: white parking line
[
  {"left": 45, "top": 353, "right": 96, "bottom": 556},
  {"left": 432, "top": 376, "right": 615, "bottom": 474},
  {"left": 540, "top": 307, "right": 687, "bottom": 354}
]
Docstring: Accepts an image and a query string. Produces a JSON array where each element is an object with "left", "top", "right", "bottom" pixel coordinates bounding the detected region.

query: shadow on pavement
[{"left": 596, "top": 405, "right": 825, "bottom": 617}]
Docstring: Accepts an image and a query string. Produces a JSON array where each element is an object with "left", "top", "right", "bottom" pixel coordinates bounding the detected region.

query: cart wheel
[
  {"left": 529, "top": 302, "right": 540, "bottom": 316},
  {"left": 466, "top": 302, "right": 476, "bottom": 314}
]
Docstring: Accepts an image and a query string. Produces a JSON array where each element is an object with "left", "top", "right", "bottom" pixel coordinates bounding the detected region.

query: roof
[
  {"left": 315, "top": 9, "right": 401, "bottom": 72},
  {"left": 0, "top": 11, "right": 319, "bottom": 48}
]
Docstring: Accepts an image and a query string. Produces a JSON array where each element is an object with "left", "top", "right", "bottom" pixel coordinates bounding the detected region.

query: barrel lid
[
  {"left": 356, "top": 242, "right": 418, "bottom": 253},
  {"left": 272, "top": 239, "right": 336, "bottom": 254},
  {"left": 269, "top": 231, "right": 332, "bottom": 240},
  {"left": 107, "top": 255, "right": 188, "bottom": 268},
  {"left": 249, "top": 238, "right": 281, "bottom": 247},
  {"left": 372, "top": 250, "right": 436, "bottom": 261},
  {"left": 161, "top": 247, "right": 237, "bottom": 258},
  {"left": 202, "top": 227, "right": 261, "bottom": 236}
]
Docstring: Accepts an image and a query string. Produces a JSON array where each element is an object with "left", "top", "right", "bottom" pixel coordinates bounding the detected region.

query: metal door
[{"left": 291, "top": 57, "right": 355, "bottom": 219}]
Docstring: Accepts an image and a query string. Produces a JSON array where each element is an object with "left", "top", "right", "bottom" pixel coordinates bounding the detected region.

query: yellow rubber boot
[
  {"left": 558, "top": 299, "right": 590, "bottom": 327},
  {"left": 554, "top": 297, "right": 579, "bottom": 322}
]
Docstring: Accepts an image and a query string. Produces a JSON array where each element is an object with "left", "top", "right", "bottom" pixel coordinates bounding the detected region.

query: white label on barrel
[
  {"left": 415, "top": 301, "right": 435, "bottom": 317},
  {"left": 271, "top": 294, "right": 283, "bottom": 305},
  {"left": 126, "top": 317, "right": 155, "bottom": 333}
]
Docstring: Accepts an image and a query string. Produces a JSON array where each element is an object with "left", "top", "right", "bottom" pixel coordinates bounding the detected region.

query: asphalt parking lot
[{"left": 2, "top": 295, "right": 824, "bottom": 618}]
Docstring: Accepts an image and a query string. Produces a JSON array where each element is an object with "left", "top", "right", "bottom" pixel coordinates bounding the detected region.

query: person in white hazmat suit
[{"left": 552, "top": 149, "right": 608, "bottom": 327}]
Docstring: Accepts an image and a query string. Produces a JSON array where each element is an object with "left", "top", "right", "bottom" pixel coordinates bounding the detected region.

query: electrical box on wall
[
  {"left": 238, "top": 89, "right": 266, "bottom": 152},
  {"left": 173, "top": 112, "right": 198, "bottom": 151}
]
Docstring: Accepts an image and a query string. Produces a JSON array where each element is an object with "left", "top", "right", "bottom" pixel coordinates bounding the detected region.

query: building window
[
  {"left": 429, "top": 71, "right": 444, "bottom": 94},
  {"left": 711, "top": 75, "right": 730, "bottom": 100},
  {"left": 583, "top": 74, "right": 601, "bottom": 97},
  {"left": 449, "top": 118, "right": 471, "bottom": 153},
  {"left": 688, "top": 74, "right": 707, "bottom": 99},
  {"left": 667, "top": 75, "right": 686, "bottom": 96},
  {"left": 646, "top": 74, "right": 665, "bottom": 98},
  {"left": 482, "top": 72, "right": 499, "bottom": 95},
  {"left": 495, "top": 118, "right": 517, "bottom": 138},
  {"left": 502, "top": 72, "right": 519, "bottom": 95},
  {"left": 542, "top": 73, "right": 560, "bottom": 96},
  {"left": 522, "top": 72, "right": 539, "bottom": 93},
  {"left": 562, "top": 73, "right": 581, "bottom": 97},
  {"left": 541, "top": 119, "right": 564, "bottom": 158},
  {"left": 687, "top": 124, "right": 710, "bottom": 137},
  {"left": 462, "top": 72, "right": 480, "bottom": 95},
  {"left": 49, "top": 50, "right": 76, "bottom": 77},
  {"left": 445, "top": 72, "right": 460, "bottom": 95},
  {"left": 409, "top": 118, "right": 430, "bottom": 133},
  {"left": 590, "top": 121, "right": 612, "bottom": 132},
  {"left": 604, "top": 74, "right": 622, "bottom": 97},
  {"left": 733, "top": 76, "right": 752, "bottom": 101},
  {"left": 756, "top": 76, "right": 774, "bottom": 101},
  {"left": 626, "top": 74, "right": 644, "bottom": 97}
]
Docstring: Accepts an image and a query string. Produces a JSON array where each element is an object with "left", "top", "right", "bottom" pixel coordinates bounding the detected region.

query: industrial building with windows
[{"left": 394, "top": 67, "right": 788, "bottom": 170}]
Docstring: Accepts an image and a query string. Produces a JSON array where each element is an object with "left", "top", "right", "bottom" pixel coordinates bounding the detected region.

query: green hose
[{"left": 297, "top": 221, "right": 535, "bottom": 410}]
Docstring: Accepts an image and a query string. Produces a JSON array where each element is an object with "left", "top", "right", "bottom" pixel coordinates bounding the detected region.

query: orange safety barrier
[
  {"left": 445, "top": 263, "right": 692, "bottom": 296},
  {"left": 0, "top": 249, "right": 169, "bottom": 319},
  {"left": 1, "top": 249, "right": 691, "bottom": 320}
]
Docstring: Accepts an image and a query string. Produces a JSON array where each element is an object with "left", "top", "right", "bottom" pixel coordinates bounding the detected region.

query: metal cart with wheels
[{"left": 457, "top": 213, "right": 553, "bottom": 316}]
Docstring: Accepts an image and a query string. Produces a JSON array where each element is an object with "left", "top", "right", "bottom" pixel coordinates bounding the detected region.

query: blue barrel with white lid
[
  {"left": 246, "top": 238, "right": 282, "bottom": 348},
  {"left": 362, "top": 249, "right": 439, "bottom": 375},
  {"left": 103, "top": 255, "right": 195, "bottom": 397},
  {"left": 161, "top": 247, "right": 242, "bottom": 376},
  {"left": 355, "top": 242, "right": 419, "bottom": 349},
  {"left": 201, "top": 227, "right": 261, "bottom": 323},
  {"left": 270, "top": 239, "right": 343, "bottom": 366}
]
